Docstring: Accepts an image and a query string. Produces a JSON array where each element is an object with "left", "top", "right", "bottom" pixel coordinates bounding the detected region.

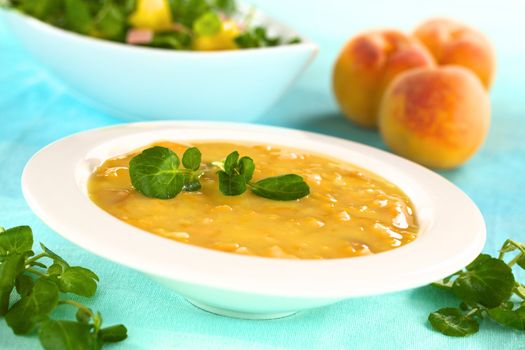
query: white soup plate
[{"left": 22, "top": 122, "right": 486, "bottom": 319}]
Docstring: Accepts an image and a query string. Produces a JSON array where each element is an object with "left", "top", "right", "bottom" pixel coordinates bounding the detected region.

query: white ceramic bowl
[
  {"left": 1, "top": 10, "right": 318, "bottom": 121},
  {"left": 22, "top": 122, "right": 485, "bottom": 319}
]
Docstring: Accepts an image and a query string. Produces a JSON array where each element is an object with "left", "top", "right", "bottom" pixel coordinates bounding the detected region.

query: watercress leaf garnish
[
  {"left": 193, "top": 11, "right": 222, "bottom": 36},
  {"left": 0, "top": 254, "right": 26, "bottom": 315},
  {"left": 6, "top": 278, "right": 60, "bottom": 334},
  {"left": 182, "top": 173, "right": 202, "bottom": 192},
  {"left": 15, "top": 274, "right": 34, "bottom": 297},
  {"left": 452, "top": 255, "right": 514, "bottom": 308},
  {"left": 251, "top": 174, "right": 310, "bottom": 201},
  {"left": 0, "top": 225, "right": 34, "bottom": 256},
  {"left": 239, "top": 156, "right": 255, "bottom": 182},
  {"left": 488, "top": 306, "right": 525, "bottom": 330},
  {"left": 99, "top": 324, "right": 128, "bottom": 343},
  {"left": 218, "top": 171, "right": 246, "bottom": 196},
  {"left": 182, "top": 147, "right": 202, "bottom": 171},
  {"left": 58, "top": 266, "right": 99, "bottom": 297},
  {"left": 129, "top": 146, "right": 184, "bottom": 199},
  {"left": 39, "top": 320, "right": 96, "bottom": 350},
  {"left": 428, "top": 308, "right": 479, "bottom": 337},
  {"left": 223, "top": 151, "right": 239, "bottom": 175}
]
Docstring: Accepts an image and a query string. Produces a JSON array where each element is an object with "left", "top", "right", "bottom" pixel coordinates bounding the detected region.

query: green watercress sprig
[
  {"left": 129, "top": 146, "right": 310, "bottom": 201},
  {"left": 129, "top": 146, "right": 203, "bottom": 199},
  {"left": 0, "top": 225, "right": 127, "bottom": 349},
  {"left": 215, "top": 151, "right": 310, "bottom": 200},
  {"left": 428, "top": 239, "right": 525, "bottom": 337}
]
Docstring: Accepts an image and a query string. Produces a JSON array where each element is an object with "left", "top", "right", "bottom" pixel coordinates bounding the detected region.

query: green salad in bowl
[{"left": 2, "top": 0, "right": 300, "bottom": 50}]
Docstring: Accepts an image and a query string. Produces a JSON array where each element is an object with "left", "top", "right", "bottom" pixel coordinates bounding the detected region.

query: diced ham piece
[{"left": 126, "top": 29, "right": 154, "bottom": 45}]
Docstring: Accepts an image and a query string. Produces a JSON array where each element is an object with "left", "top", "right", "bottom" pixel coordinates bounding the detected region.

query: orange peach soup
[{"left": 88, "top": 142, "right": 418, "bottom": 259}]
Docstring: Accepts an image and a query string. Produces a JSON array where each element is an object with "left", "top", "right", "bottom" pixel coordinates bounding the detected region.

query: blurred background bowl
[{"left": 1, "top": 9, "right": 318, "bottom": 121}]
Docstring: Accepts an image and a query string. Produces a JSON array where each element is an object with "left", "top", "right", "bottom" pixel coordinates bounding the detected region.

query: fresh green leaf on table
[
  {"left": 15, "top": 274, "right": 34, "bottom": 296},
  {"left": 99, "top": 324, "right": 128, "bottom": 342},
  {"left": 58, "top": 266, "right": 99, "bottom": 297},
  {"left": 452, "top": 254, "right": 514, "bottom": 308},
  {"left": 39, "top": 320, "right": 97, "bottom": 350},
  {"left": 0, "top": 225, "right": 33, "bottom": 256},
  {"left": 429, "top": 239, "right": 525, "bottom": 337},
  {"left": 6, "top": 278, "right": 60, "bottom": 334},
  {"left": 0, "top": 225, "right": 128, "bottom": 348},
  {"left": 488, "top": 306, "right": 525, "bottom": 330},
  {"left": 0, "top": 254, "right": 26, "bottom": 315},
  {"left": 428, "top": 308, "right": 479, "bottom": 337}
]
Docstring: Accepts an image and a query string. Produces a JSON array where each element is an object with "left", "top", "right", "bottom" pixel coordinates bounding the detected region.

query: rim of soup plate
[{"left": 22, "top": 121, "right": 486, "bottom": 299}]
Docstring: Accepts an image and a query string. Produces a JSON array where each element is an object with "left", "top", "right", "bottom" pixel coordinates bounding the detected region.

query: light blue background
[{"left": 1, "top": 0, "right": 525, "bottom": 348}]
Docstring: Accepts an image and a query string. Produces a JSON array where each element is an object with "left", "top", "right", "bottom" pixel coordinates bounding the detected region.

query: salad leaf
[
  {"left": 193, "top": 11, "right": 221, "bottom": 36},
  {"left": 64, "top": 0, "right": 93, "bottom": 34}
]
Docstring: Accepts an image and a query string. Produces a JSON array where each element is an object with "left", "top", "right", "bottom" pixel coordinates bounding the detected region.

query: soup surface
[{"left": 88, "top": 142, "right": 418, "bottom": 259}]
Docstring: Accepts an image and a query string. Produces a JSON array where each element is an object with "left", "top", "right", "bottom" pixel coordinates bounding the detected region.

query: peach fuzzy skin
[
  {"left": 332, "top": 30, "right": 435, "bottom": 128},
  {"left": 414, "top": 18, "right": 495, "bottom": 89},
  {"left": 378, "top": 66, "right": 490, "bottom": 169}
]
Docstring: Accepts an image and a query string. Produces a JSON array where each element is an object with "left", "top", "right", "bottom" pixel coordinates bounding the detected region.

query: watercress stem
[
  {"left": 26, "top": 252, "right": 46, "bottom": 265},
  {"left": 498, "top": 239, "right": 525, "bottom": 260},
  {"left": 514, "top": 282, "right": 525, "bottom": 300},
  {"left": 59, "top": 300, "right": 95, "bottom": 319},
  {"left": 26, "top": 268, "right": 47, "bottom": 278},
  {"left": 506, "top": 253, "right": 523, "bottom": 268},
  {"left": 464, "top": 307, "right": 480, "bottom": 318}
]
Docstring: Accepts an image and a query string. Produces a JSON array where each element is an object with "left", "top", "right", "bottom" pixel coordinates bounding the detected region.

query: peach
[
  {"left": 378, "top": 66, "right": 490, "bottom": 169},
  {"left": 414, "top": 18, "right": 495, "bottom": 89},
  {"left": 333, "top": 30, "right": 435, "bottom": 128}
]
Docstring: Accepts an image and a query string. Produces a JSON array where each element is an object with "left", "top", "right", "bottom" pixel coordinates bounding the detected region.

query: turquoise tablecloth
[{"left": 1, "top": 1, "right": 525, "bottom": 349}]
